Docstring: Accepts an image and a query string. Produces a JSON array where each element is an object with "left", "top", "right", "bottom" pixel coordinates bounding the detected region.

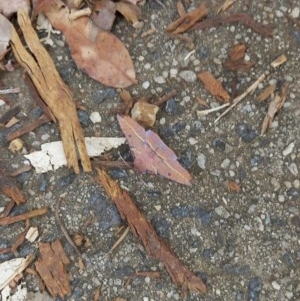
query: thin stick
[
  {"left": 197, "top": 103, "right": 229, "bottom": 116},
  {"left": 55, "top": 198, "right": 85, "bottom": 269},
  {"left": 215, "top": 74, "right": 266, "bottom": 123},
  {"left": 107, "top": 226, "right": 130, "bottom": 254},
  {"left": 0, "top": 207, "right": 48, "bottom": 226},
  {"left": 0, "top": 88, "right": 20, "bottom": 94}
]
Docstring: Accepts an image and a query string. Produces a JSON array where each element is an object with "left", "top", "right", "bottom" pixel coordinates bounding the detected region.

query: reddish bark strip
[
  {"left": 191, "top": 13, "right": 273, "bottom": 37},
  {"left": 97, "top": 168, "right": 207, "bottom": 295}
]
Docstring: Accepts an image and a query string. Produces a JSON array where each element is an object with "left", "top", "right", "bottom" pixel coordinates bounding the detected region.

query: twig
[
  {"left": 0, "top": 88, "right": 20, "bottom": 94},
  {"left": 197, "top": 103, "right": 230, "bottom": 116},
  {"left": 215, "top": 74, "right": 266, "bottom": 123},
  {"left": 0, "top": 200, "right": 16, "bottom": 218},
  {"left": 55, "top": 198, "right": 85, "bottom": 269},
  {"left": 191, "top": 13, "right": 274, "bottom": 37},
  {"left": 0, "top": 207, "right": 48, "bottom": 226},
  {"left": 151, "top": 89, "right": 177, "bottom": 106},
  {"left": 107, "top": 226, "right": 130, "bottom": 254}
]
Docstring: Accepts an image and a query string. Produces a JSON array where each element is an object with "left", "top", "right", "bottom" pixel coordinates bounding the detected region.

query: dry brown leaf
[
  {"left": 41, "top": 0, "right": 137, "bottom": 88},
  {"left": 261, "top": 82, "right": 288, "bottom": 134},
  {"left": 197, "top": 71, "right": 231, "bottom": 102},
  {"left": 97, "top": 168, "right": 206, "bottom": 295},
  {"left": 119, "top": 89, "right": 134, "bottom": 115},
  {"left": 227, "top": 180, "right": 241, "bottom": 192},
  {"left": 224, "top": 43, "right": 254, "bottom": 72},
  {"left": 166, "top": 2, "right": 208, "bottom": 34},
  {"left": 9, "top": 9, "right": 91, "bottom": 173},
  {"left": 115, "top": 1, "right": 142, "bottom": 28},
  {"left": 35, "top": 240, "right": 71, "bottom": 298},
  {"left": 257, "top": 84, "right": 276, "bottom": 102}
]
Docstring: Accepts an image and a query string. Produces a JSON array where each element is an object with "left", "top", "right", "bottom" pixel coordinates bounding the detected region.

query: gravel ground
[{"left": 1, "top": 0, "right": 300, "bottom": 300}]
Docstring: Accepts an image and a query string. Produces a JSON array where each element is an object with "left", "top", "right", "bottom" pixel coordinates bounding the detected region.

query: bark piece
[
  {"left": 0, "top": 169, "right": 25, "bottom": 204},
  {"left": 9, "top": 9, "right": 91, "bottom": 174},
  {"left": 224, "top": 43, "right": 254, "bottom": 72},
  {"left": 0, "top": 207, "right": 48, "bottom": 226},
  {"left": 131, "top": 101, "right": 159, "bottom": 127},
  {"left": 118, "top": 115, "right": 192, "bottom": 185},
  {"left": 198, "top": 71, "right": 231, "bottom": 102},
  {"left": 191, "top": 13, "right": 274, "bottom": 37},
  {"left": 97, "top": 168, "right": 207, "bottom": 295},
  {"left": 166, "top": 3, "right": 208, "bottom": 34},
  {"left": 257, "top": 84, "right": 276, "bottom": 102},
  {"left": 35, "top": 240, "right": 71, "bottom": 298},
  {"left": 261, "top": 82, "right": 288, "bottom": 134}
]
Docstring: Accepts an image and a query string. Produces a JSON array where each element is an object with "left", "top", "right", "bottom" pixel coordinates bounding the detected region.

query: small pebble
[
  {"left": 197, "top": 153, "right": 206, "bottom": 169},
  {"left": 179, "top": 70, "right": 197, "bottom": 82},
  {"left": 215, "top": 205, "right": 230, "bottom": 219},
  {"left": 291, "top": 7, "right": 300, "bottom": 18},
  {"left": 154, "top": 76, "right": 166, "bottom": 84},
  {"left": 90, "top": 112, "right": 102, "bottom": 123},
  {"left": 282, "top": 142, "right": 294, "bottom": 156},
  {"left": 212, "top": 138, "right": 226, "bottom": 152},
  {"left": 288, "top": 163, "right": 298, "bottom": 176},
  {"left": 272, "top": 281, "right": 281, "bottom": 290},
  {"left": 142, "top": 81, "right": 150, "bottom": 89},
  {"left": 221, "top": 158, "right": 230, "bottom": 169}
]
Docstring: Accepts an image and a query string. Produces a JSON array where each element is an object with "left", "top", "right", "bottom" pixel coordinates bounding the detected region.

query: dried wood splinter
[
  {"left": 9, "top": 9, "right": 91, "bottom": 174},
  {"left": 97, "top": 168, "right": 207, "bottom": 295}
]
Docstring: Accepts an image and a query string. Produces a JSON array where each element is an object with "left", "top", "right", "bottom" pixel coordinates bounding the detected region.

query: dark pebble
[
  {"left": 19, "top": 245, "right": 35, "bottom": 257},
  {"left": 236, "top": 291, "right": 245, "bottom": 301},
  {"left": 146, "top": 190, "right": 161, "bottom": 198},
  {"left": 180, "top": 149, "right": 192, "bottom": 169},
  {"left": 57, "top": 173, "right": 76, "bottom": 189},
  {"left": 89, "top": 190, "right": 121, "bottom": 231},
  {"left": 281, "top": 252, "right": 296, "bottom": 268},
  {"left": 38, "top": 174, "right": 48, "bottom": 192},
  {"left": 17, "top": 171, "right": 32, "bottom": 184},
  {"left": 196, "top": 46, "right": 209, "bottom": 59},
  {"left": 237, "top": 169, "right": 247, "bottom": 181},
  {"left": 250, "top": 155, "right": 264, "bottom": 166},
  {"left": 92, "top": 88, "right": 116, "bottom": 104},
  {"left": 222, "top": 264, "right": 250, "bottom": 275},
  {"left": 212, "top": 138, "right": 226, "bottom": 152},
  {"left": 165, "top": 98, "right": 179, "bottom": 115},
  {"left": 270, "top": 216, "right": 286, "bottom": 227},
  {"left": 287, "top": 187, "right": 299, "bottom": 198},
  {"left": 28, "top": 106, "right": 44, "bottom": 119},
  {"left": 171, "top": 205, "right": 211, "bottom": 226},
  {"left": 159, "top": 121, "right": 186, "bottom": 139},
  {"left": 113, "top": 266, "right": 135, "bottom": 277},
  {"left": 291, "top": 215, "right": 300, "bottom": 229},
  {"left": 72, "top": 287, "right": 84, "bottom": 298},
  {"left": 108, "top": 168, "right": 128, "bottom": 179},
  {"left": 248, "top": 277, "right": 262, "bottom": 301},
  {"left": 77, "top": 110, "right": 91, "bottom": 128},
  {"left": 236, "top": 123, "right": 258, "bottom": 142},
  {"left": 151, "top": 214, "right": 170, "bottom": 238},
  {"left": 189, "top": 121, "right": 203, "bottom": 136},
  {"left": 0, "top": 239, "right": 14, "bottom": 261},
  {"left": 202, "top": 248, "right": 215, "bottom": 260},
  {"left": 291, "top": 28, "right": 300, "bottom": 46}
]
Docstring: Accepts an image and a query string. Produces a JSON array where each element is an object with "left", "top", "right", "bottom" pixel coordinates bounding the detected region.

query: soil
[{"left": 1, "top": 1, "right": 300, "bottom": 301}]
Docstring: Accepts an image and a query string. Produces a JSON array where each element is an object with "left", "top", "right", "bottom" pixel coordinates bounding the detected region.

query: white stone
[
  {"left": 142, "top": 81, "right": 150, "bottom": 89},
  {"left": 170, "top": 68, "right": 178, "bottom": 78},
  {"left": 153, "top": 76, "right": 165, "bottom": 84},
  {"left": 215, "top": 205, "right": 230, "bottom": 219},
  {"left": 282, "top": 142, "right": 294, "bottom": 156},
  {"left": 272, "top": 281, "right": 281, "bottom": 290},
  {"left": 90, "top": 112, "right": 102, "bottom": 123},
  {"left": 197, "top": 153, "right": 206, "bottom": 169},
  {"left": 179, "top": 70, "right": 197, "bottom": 82},
  {"left": 291, "top": 7, "right": 300, "bottom": 18}
]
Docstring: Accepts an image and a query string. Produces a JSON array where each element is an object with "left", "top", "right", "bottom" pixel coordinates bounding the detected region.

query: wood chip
[
  {"left": 227, "top": 180, "right": 241, "bottom": 192},
  {"left": 198, "top": 71, "right": 231, "bottom": 102},
  {"left": 10, "top": 9, "right": 91, "bottom": 173},
  {"left": 261, "top": 82, "right": 288, "bottom": 134},
  {"left": 97, "top": 168, "right": 206, "bottom": 295},
  {"left": 257, "top": 84, "right": 276, "bottom": 102},
  {"left": 270, "top": 54, "right": 287, "bottom": 68},
  {"left": 35, "top": 240, "right": 71, "bottom": 298}
]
